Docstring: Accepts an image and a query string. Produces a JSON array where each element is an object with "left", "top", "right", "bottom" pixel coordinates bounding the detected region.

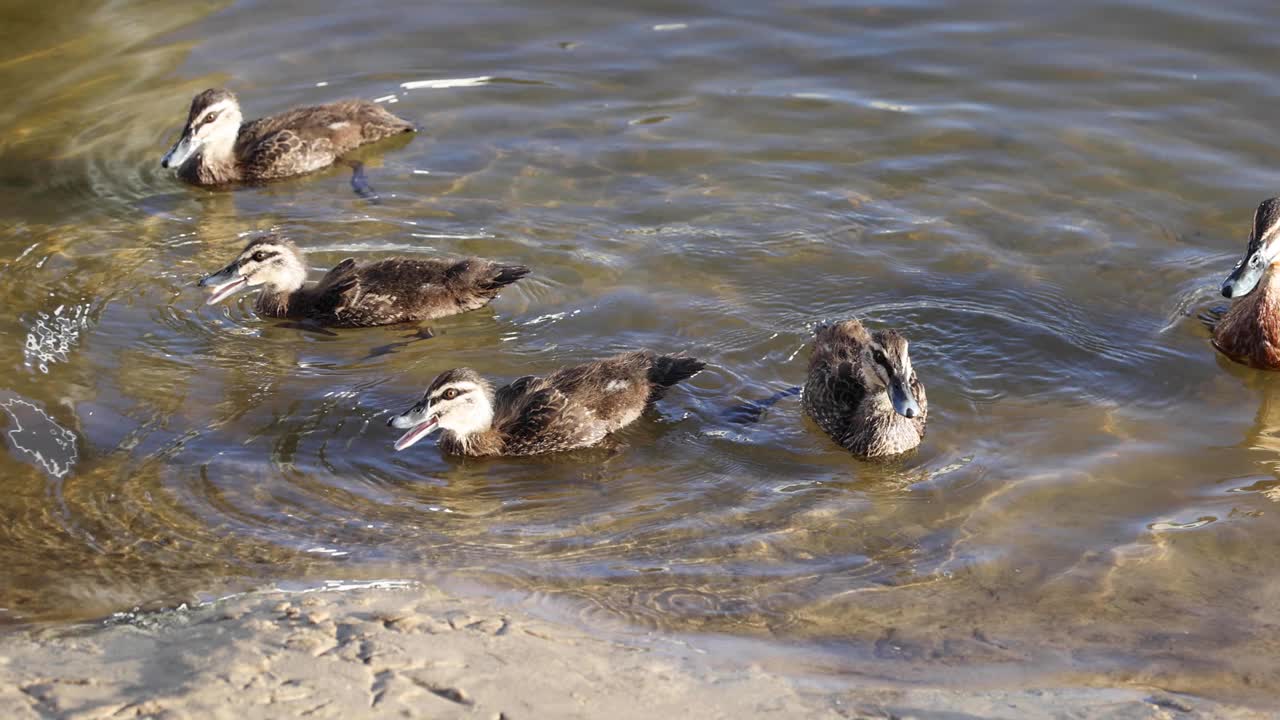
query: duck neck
[
  {"left": 254, "top": 280, "right": 308, "bottom": 318},
  {"left": 181, "top": 125, "right": 242, "bottom": 184},
  {"left": 441, "top": 428, "right": 504, "bottom": 457},
  {"left": 180, "top": 151, "right": 239, "bottom": 184},
  {"left": 1216, "top": 264, "right": 1280, "bottom": 367}
]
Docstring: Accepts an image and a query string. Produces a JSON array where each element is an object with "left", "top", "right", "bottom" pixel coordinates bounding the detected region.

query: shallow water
[{"left": 2, "top": 0, "right": 1280, "bottom": 704}]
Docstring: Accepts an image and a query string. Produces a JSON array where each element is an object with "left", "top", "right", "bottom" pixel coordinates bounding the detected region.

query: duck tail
[{"left": 647, "top": 355, "right": 705, "bottom": 401}]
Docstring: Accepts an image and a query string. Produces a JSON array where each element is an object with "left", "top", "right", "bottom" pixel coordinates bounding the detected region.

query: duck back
[
  {"left": 236, "top": 101, "right": 414, "bottom": 180},
  {"left": 451, "top": 351, "right": 705, "bottom": 456},
  {"left": 262, "top": 257, "right": 528, "bottom": 328}
]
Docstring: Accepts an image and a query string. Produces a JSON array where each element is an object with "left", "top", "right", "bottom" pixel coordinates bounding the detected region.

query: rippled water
[{"left": 3, "top": 0, "right": 1280, "bottom": 704}]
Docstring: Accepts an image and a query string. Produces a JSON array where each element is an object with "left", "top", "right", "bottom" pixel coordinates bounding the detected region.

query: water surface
[{"left": 2, "top": 0, "right": 1280, "bottom": 705}]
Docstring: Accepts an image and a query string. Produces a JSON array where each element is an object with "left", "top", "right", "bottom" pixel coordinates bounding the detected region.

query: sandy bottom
[{"left": 0, "top": 583, "right": 1268, "bottom": 720}]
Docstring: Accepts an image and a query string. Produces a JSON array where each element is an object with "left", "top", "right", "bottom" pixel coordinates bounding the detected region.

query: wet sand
[{"left": 0, "top": 583, "right": 1267, "bottom": 719}]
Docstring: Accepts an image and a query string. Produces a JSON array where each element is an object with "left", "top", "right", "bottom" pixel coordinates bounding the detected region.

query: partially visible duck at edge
[
  {"left": 388, "top": 351, "right": 706, "bottom": 457},
  {"left": 801, "top": 318, "right": 927, "bottom": 458},
  {"left": 1216, "top": 197, "right": 1280, "bottom": 369},
  {"left": 160, "top": 88, "right": 414, "bottom": 185},
  {"left": 198, "top": 234, "right": 529, "bottom": 328}
]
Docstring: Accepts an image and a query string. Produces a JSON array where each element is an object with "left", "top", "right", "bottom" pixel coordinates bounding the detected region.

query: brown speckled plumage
[
  {"left": 201, "top": 235, "right": 528, "bottom": 328},
  {"left": 164, "top": 88, "right": 414, "bottom": 185},
  {"left": 399, "top": 352, "right": 705, "bottom": 457},
  {"left": 801, "top": 319, "right": 927, "bottom": 458},
  {"left": 1213, "top": 270, "right": 1280, "bottom": 368},
  {"left": 1213, "top": 198, "right": 1280, "bottom": 370}
]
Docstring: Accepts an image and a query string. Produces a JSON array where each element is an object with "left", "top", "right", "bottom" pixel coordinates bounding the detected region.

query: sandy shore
[{"left": 0, "top": 583, "right": 1268, "bottom": 720}]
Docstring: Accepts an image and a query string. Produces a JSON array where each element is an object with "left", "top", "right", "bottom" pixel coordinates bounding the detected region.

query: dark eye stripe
[{"left": 873, "top": 352, "right": 895, "bottom": 378}]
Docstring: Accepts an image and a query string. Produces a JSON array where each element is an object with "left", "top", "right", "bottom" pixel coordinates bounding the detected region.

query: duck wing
[
  {"left": 331, "top": 257, "right": 524, "bottom": 323},
  {"left": 494, "top": 375, "right": 538, "bottom": 407},
  {"left": 539, "top": 351, "right": 700, "bottom": 432},
  {"left": 242, "top": 102, "right": 412, "bottom": 159},
  {"left": 803, "top": 359, "right": 867, "bottom": 443},
  {"left": 239, "top": 128, "right": 337, "bottom": 179},
  {"left": 306, "top": 259, "right": 362, "bottom": 317},
  {"left": 495, "top": 380, "right": 607, "bottom": 455}
]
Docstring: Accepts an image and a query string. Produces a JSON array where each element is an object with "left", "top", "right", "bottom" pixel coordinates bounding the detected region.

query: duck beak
[
  {"left": 161, "top": 129, "right": 195, "bottom": 169},
  {"left": 1222, "top": 250, "right": 1266, "bottom": 299},
  {"left": 198, "top": 263, "right": 249, "bottom": 305},
  {"left": 889, "top": 380, "right": 921, "bottom": 419},
  {"left": 389, "top": 403, "right": 439, "bottom": 451}
]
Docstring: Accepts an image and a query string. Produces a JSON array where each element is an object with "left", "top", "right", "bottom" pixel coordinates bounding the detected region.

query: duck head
[
  {"left": 389, "top": 368, "right": 495, "bottom": 451},
  {"left": 161, "top": 88, "right": 243, "bottom": 170},
  {"left": 199, "top": 235, "right": 307, "bottom": 305},
  {"left": 1222, "top": 197, "right": 1280, "bottom": 299},
  {"left": 861, "top": 329, "right": 922, "bottom": 419}
]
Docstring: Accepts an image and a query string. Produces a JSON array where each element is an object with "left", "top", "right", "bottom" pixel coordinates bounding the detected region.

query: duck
[
  {"left": 801, "top": 318, "right": 927, "bottom": 458},
  {"left": 160, "top": 88, "right": 414, "bottom": 185},
  {"left": 388, "top": 351, "right": 706, "bottom": 456},
  {"left": 1215, "top": 197, "right": 1280, "bottom": 369},
  {"left": 198, "top": 234, "right": 529, "bottom": 328}
]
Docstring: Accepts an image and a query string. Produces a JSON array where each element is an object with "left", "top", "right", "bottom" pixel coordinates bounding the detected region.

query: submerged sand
[{"left": 0, "top": 583, "right": 1268, "bottom": 719}]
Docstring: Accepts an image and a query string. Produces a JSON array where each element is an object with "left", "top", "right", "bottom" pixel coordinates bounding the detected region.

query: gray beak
[
  {"left": 389, "top": 400, "right": 438, "bottom": 451},
  {"left": 388, "top": 402, "right": 427, "bottom": 429},
  {"left": 1222, "top": 250, "right": 1267, "bottom": 299},
  {"left": 889, "top": 380, "right": 921, "bottom": 419},
  {"left": 161, "top": 130, "right": 195, "bottom": 169},
  {"left": 198, "top": 262, "right": 250, "bottom": 305}
]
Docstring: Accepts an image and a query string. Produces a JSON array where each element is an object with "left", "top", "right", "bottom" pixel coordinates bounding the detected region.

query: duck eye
[
  {"left": 873, "top": 350, "right": 887, "bottom": 365},
  {"left": 251, "top": 251, "right": 268, "bottom": 262},
  {"left": 443, "top": 389, "right": 459, "bottom": 400},
  {"left": 202, "top": 112, "right": 218, "bottom": 125}
]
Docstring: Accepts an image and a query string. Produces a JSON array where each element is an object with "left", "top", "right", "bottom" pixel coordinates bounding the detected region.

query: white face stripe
[
  {"left": 429, "top": 381, "right": 481, "bottom": 401},
  {"left": 1260, "top": 222, "right": 1280, "bottom": 258},
  {"left": 426, "top": 379, "right": 495, "bottom": 437},
  {"left": 194, "top": 99, "right": 236, "bottom": 123}
]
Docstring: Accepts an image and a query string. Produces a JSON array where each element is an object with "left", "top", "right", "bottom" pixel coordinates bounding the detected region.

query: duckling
[
  {"left": 1215, "top": 197, "right": 1280, "bottom": 369},
  {"left": 388, "top": 351, "right": 706, "bottom": 456},
  {"left": 801, "top": 319, "right": 927, "bottom": 458},
  {"left": 160, "top": 88, "right": 414, "bottom": 185},
  {"left": 198, "top": 235, "right": 529, "bottom": 328}
]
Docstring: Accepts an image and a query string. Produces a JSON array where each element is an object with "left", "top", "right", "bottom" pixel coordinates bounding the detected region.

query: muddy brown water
[{"left": 2, "top": 0, "right": 1280, "bottom": 705}]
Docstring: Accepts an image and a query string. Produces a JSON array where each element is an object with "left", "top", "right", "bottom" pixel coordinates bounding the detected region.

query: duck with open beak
[{"left": 388, "top": 396, "right": 440, "bottom": 452}]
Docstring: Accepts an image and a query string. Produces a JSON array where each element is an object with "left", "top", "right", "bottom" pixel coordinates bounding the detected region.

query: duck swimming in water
[
  {"left": 1215, "top": 197, "right": 1280, "bottom": 369},
  {"left": 160, "top": 88, "right": 414, "bottom": 185},
  {"left": 388, "top": 351, "right": 706, "bottom": 456},
  {"left": 199, "top": 235, "right": 529, "bottom": 328},
  {"left": 801, "top": 318, "right": 927, "bottom": 458}
]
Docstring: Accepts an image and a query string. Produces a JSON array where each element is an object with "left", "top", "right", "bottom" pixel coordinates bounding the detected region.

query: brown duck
[
  {"left": 1215, "top": 197, "right": 1280, "bottom": 369},
  {"left": 388, "top": 351, "right": 706, "bottom": 456},
  {"left": 160, "top": 88, "right": 414, "bottom": 185},
  {"left": 801, "top": 319, "right": 927, "bottom": 458},
  {"left": 199, "top": 235, "right": 529, "bottom": 328}
]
